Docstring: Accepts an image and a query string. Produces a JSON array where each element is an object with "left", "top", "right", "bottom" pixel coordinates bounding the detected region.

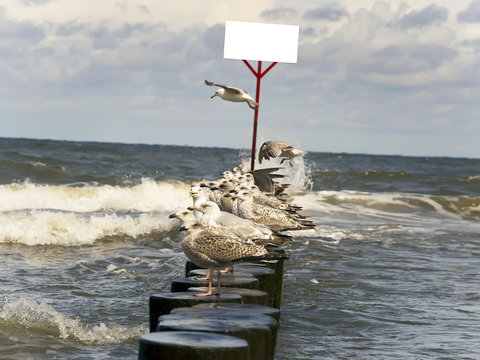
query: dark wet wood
[
  {"left": 185, "top": 260, "right": 203, "bottom": 277},
  {"left": 189, "top": 265, "right": 275, "bottom": 307},
  {"left": 149, "top": 292, "right": 241, "bottom": 332},
  {"left": 156, "top": 310, "right": 278, "bottom": 360},
  {"left": 191, "top": 302, "right": 281, "bottom": 321},
  {"left": 138, "top": 331, "right": 249, "bottom": 360},
  {"left": 171, "top": 304, "right": 281, "bottom": 355},
  {"left": 188, "top": 286, "right": 270, "bottom": 306},
  {"left": 170, "top": 274, "right": 259, "bottom": 293}
]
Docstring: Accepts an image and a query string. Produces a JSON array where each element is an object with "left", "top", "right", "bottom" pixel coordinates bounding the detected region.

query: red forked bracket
[{"left": 242, "top": 60, "right": 277, "bottom": 171}]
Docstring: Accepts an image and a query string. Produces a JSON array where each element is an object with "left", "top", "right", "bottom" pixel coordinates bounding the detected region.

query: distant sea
[{"left": 0, "top": 137, "right": 479, "bottom": 359}]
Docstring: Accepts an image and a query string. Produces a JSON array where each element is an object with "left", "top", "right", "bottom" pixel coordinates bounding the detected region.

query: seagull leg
[
  {"left": 194, "top": 268, "right": 211, "bottom": 281},
  {"left": 221, "top": 266, "right": 233, "bottom": 273},
  {"left": 194, "top": 269, "right": 214, "bottom": 297},
  {"left": 289, "top": 159, "right": 294, "bottom": 167},
  {"left": 214, "top": 270, "right": 222, "bottom": 296}
]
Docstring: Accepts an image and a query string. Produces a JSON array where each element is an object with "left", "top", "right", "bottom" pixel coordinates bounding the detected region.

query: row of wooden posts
[{"left": 138, "top": 249, "right": 286, "bottom": 360}]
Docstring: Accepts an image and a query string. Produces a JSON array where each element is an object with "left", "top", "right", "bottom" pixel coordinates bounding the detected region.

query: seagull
[
  {"left": 179, "top": 221, "right": 287, "bottom": 296},
  {"left": 258, "top": 141, "right": 307, "bottom": 166},
  {"left": 233, "top": 190, "right": 315, "bottom": 232},
  {"left": 189, "top": 202, "right": 292, "bottom": 246},
  {"left": 205, "top": 80, "right": 259, "bottom": 109}
]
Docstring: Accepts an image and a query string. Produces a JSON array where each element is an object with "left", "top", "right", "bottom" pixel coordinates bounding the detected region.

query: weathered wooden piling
[
  {"left": 171, "top": 303, "right": 281, "bottom": 355},
  {"left": 149, "top": 292, "right": 242, "bottom": 333},
  {"left": 171, "top": 274, "right": 259, "bottom": 293},
  {"left": 138, "top": 331, "right": 249, "bottom": 360},
  {"left": 191, "top": 302, "right": 281, "bottom": 321},
  {"left": 187, "top": 286, "right": 270, "bottom": 306},
  {"left": 189, "top": 266, "right": 275, "bottom": 306},
  {"left": 185, "top": 260, "right": 201, "bottom": 277},
  {"left": 156, "top": 311, "right": 278, "bottom": 360}
]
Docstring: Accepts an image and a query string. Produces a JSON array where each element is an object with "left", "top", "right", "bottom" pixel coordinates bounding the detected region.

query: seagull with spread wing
[
  {"left": 258, "top": 141, "right": 307, "bottom": 166},
  {"left": 205, "top": 80, "right": 259, "bottom": 109}
]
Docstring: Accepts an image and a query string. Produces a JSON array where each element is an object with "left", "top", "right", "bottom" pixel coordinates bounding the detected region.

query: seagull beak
[
  {"left": 187, "top": 206, "right": 198, "bottom": 211},
  {"left": 210, "top": 94, "right": 216, "bottom": 99},
  {"left": 169, "top": 213, "right": 177, "bottom": 218}
]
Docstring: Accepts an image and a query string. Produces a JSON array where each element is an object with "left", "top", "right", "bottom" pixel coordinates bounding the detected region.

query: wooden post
[
  {"left": 149, "top": 292, "right": 242, "bottom": 333},
  {"left": 138, "top": 331, "right": 249, "bottom": 360}
]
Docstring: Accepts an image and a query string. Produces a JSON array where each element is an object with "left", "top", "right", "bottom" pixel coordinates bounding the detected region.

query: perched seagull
[
  {"left": 233, "top": 190, "right": 315, "bottom": 232},
  {"left": 179, "top": 221, "right": 287, "bottom": 296},
  {"left": 258, "top": 141, "right": 307, "bottom": 166},
  {"left": 189, "top": 202, "right": 292, "bottom": 246},
  {"left": 205, "top": 80, "right": 259, "bottom": 109}
]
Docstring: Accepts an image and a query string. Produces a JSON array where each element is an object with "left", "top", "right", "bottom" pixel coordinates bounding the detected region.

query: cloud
[
  {"left": 303, "top": 4, "right": 349, "bottom": 21},
  {"left": 1, "top": 1, "right": 480, "bottom": 157},
  {"left": 458, "top": 0, "right": 480, "bottom": 23},
  {"left": 399, "top": 4, "right": 448, "bottom": 28},
  {"left": 260, "top": 7, "right": 298, "bottom": 20}
]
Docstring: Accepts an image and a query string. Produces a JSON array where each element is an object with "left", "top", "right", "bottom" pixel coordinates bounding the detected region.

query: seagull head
[{"left": 211, "top": 89, "right": 224, "bottom": 99}]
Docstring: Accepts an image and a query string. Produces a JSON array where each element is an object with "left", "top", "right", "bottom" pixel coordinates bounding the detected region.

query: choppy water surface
[{"left": 0, "top": 137, "right": 479, "bottom": 359}]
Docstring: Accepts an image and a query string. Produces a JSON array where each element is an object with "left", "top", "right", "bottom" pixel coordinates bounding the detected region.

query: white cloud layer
[{"left": 1, "top": 0, "right": 480, "bottom": 157}]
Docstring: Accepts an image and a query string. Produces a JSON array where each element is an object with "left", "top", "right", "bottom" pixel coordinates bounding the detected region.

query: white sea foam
[
  {"left": 0, "top": 210, "right": 177, "bottom": 246},
  {"left": 0, "top": 297, "right": 147, "bottom": 345},
  {"left": 240, "top": 155, "right": 314, "bottom": 192},
  {"left": 292, "top": 190, "right": 480, "bottom": 230},
  {"left": 0, "top": 179, "right": 192, "bottom": 246},
  {"left": 0, "top": 178, "right": 191, "bottom": 212}
]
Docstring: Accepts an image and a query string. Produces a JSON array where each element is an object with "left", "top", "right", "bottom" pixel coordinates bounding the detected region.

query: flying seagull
[
  {"left": 205, "top": 80, "right": 259, "bottom": 109},
  {"left": 258, "top": 141, "right": 307, "bottom": 166}
]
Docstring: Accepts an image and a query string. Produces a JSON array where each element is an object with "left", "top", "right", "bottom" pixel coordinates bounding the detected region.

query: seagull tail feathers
[{"left": 235, "top": 251, "right": 289, "bottom": 263}]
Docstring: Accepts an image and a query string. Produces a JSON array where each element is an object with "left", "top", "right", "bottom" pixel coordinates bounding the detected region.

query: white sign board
[{"left": 224, "top": 21, "right": 299, "bottom": 64}]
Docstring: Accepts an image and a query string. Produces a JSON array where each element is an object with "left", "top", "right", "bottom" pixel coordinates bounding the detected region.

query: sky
[{"left": 1, "top": 0, "right": 480, "bottom": 158}]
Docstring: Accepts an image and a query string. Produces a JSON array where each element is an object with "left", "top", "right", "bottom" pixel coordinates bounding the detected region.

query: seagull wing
[
  {"left": 194, "top": 232, "right": 265, "bottom": 263},
  {"left": 205, "top": 80, "right": 245, "bottom": 95},
  {"left": 258, "top": 141, "right": 288, "bottom": 163}
]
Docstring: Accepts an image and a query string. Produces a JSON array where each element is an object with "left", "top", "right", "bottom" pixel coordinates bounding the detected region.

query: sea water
[{"left": 0, "top": 137, "right": 479, "bottom": 359}]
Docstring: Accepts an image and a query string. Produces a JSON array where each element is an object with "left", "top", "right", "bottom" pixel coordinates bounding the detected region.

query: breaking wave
[
  {"left": 0, "top": 297, "right": 147, "bottom": 345},
  {"left": 0, "top": 179, "right": 191, "bottom": 246}
]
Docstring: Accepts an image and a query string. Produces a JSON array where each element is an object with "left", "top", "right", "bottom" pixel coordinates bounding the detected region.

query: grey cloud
[
  {"left": 372, "top": 45, "right": 401, "bottom": 58},
  {"left": 56, "top": 21, "right": 87, "bottom": 36},
  {"left": 0, "top": 9, "right": 46, "bottom": 61},
  {"left": 458, "top": 0, "right": 480, "bottom": 22},
  {"left": 410, "top": 45, "right": 457, "bottom": 68},
  {"left": 303, "top": 4, "right": 349, "bottom": 21},
  {"left": 400, "top": 4, "right": 448, "bottom": 28},
  {"left": 301, "top": 27, "right": 317, "bottom": 37},
  {"left": 461, "top": 37, "right": 480, "bottom": 51},
  {"left": 202, "top": 24, "right": 224, "bottom": 52},
  {"left": 260, "top": 7, "right": 297, "bottom": 20}
]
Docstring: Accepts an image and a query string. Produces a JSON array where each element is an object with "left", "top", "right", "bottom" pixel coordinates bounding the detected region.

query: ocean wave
[
  {"left": 0, "top": 210, "right": 178, "bottom": 246},
  {"left": 0, "top": 178, "right": 191, "bottom": 213},
  {"left": 0, "top": 297, "right": 147, "bottom": 345},
  {"left": 0, "top": 178, "right": 192, "bottom": 245},
  {"left": 293, "top": 190, "right": 480, "bottom": 222},
  {"left": 461, "top": 175, "right": 480, "bottom": 183}
]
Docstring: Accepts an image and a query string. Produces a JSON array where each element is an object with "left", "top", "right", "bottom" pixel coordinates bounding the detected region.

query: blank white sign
[{"left": 224, "top": 21, "right": 299, "bottom": 63}]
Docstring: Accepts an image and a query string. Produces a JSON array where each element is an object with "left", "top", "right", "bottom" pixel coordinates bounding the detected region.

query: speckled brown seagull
[
  {"left": 205, "top": 80, "right": 259, "bottom": 109},
  {"left": 179, "top": 221, "right": 287, "bottom": 296}
]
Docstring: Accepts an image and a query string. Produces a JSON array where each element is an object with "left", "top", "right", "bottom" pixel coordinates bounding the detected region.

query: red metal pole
[
  {"left": 251, "top": 61, "right": 262, "bottom": 171},
  {"left": 242, "top": 60, "right": 278, "bottom": 171}
]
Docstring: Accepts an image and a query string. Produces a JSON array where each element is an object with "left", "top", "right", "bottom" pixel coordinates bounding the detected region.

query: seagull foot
[{"left": 194, "top": 276, "right": 209, "bottom": 280}]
